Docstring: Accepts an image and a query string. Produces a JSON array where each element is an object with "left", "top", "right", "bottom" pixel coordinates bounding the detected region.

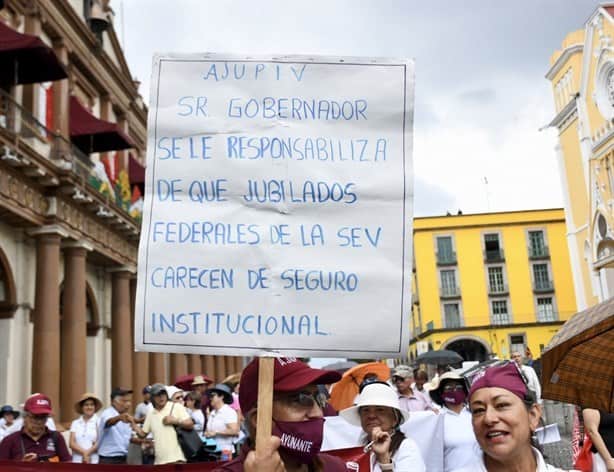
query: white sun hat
[{"left": 339, "top": 382, "right": 410, "bottom": 427}]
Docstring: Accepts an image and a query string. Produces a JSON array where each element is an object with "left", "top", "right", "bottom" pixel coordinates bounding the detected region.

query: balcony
[
  {"left": 533, "top": 280, "right": 555, "bottom": 293},
  {"left": 528, "top": 245, "right": 550, "bottom": 259},
  {"left": 484, "top": 248, "right": 505, "bottom": 263},
  {"left": 0, "top": 89, "right": 141, "bottom": 236},
  {"left": 440, "top": 286, "right": 461, "bottom": 299},
  {"left": 436, "top": 251, "right": 457, "bottom": 266},
  {"left": 488, "top": 284, "right": 509, "bottom": 296}
]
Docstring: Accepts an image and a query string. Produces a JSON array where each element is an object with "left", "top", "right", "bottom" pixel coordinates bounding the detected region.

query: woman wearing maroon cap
[{"left": 454, "top": 362, "right": 575, "bottom": 472}]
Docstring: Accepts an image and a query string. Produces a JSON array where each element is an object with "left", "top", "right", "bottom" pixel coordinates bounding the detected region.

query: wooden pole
[{"left": 255, "top": 357, "right": 274, "bottom": 452}]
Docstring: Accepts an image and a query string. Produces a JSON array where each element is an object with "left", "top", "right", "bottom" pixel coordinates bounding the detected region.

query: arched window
[{"left": 0, "top": 246, "right": 17, "bottom": 318}]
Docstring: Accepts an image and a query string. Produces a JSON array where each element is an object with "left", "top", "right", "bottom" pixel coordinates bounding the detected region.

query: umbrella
[
  {"left": 541, "top": 296, "right": 614, "bottom": 412},
  {"left": 328, "top": 361, "right": 390, "bottom": 411},
  {"left": 414, "top": 349, "right": 463, "bottom": 365},
  {"left": 321, "top": 360, "right": 358, "bottom": 373},
  {"left": 0, "top": 21, "right": 67, "bottom": 86}
]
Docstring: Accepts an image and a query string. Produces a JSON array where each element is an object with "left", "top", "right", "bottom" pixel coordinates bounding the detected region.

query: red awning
[
  {"left": 0, "top": 21, "right": 67, "bottom": 86},
  {"left": 69, "top": 96, "right": 134, "bottom": 153},
  {"left": 129, "top": 153, "right": 145, "bottom": 184}
]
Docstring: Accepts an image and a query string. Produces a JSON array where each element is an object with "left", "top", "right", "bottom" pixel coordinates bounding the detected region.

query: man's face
[
  {"left": 193, "top": 384, "right": 207, "bottom": 395},
  {"left": 152, "top": 392, "right": 168, "bottom": 409},
  {"left": 393, "top": 375, "right": 413, "bottom": 394},
  {"left": 143, "top": 393, "right": 151, "bottom": 403},
  {"left": 272, "top": 385, "right": 325, "bottom": 422},
  {"left": 112, "top": 394, "right": 131, "bottom": 413},
  {"left": 415, "top": 374, "right": 428, "bottom": 390},
  {"left": 511, "top": 352, "right": 523, "bottom": 366},
  {"left": 23, "top": 412, "right": 48, "bottom": 438}
]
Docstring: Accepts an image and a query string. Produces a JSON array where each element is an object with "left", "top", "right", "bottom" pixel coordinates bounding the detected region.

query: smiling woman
[{"left": 453, "top": 362, "right": 572, "bottom": 472}]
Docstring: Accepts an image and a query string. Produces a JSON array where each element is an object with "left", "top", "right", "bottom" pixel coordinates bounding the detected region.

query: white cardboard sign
[{"left": 134, "top": 54, "right": 414, "bottom": 358}]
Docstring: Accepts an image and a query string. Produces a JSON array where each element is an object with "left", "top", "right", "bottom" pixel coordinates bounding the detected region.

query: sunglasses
[
  {"left": 275, "top": 390, "right": 328, "bottom": 410},
  {"left": 442, "top": 384, "right": 465, "bottom": 392}
]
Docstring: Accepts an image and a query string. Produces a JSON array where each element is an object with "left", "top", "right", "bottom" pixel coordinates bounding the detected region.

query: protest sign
[{"left": 135, "top": 54, "right": 415, "bottom": 357}]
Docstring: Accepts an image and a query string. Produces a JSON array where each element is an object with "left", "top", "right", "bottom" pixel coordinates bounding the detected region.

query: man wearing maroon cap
[
  {"left": 0, "top": 394, "right": 70, "bottom": 462},
  {"left": 213, "top": 357, "right": 345, "bottom": 472}
]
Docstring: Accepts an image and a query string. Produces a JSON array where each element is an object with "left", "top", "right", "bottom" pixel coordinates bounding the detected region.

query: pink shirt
[{"left": 398, "top": 391, "right": 431, "bottom": 412}]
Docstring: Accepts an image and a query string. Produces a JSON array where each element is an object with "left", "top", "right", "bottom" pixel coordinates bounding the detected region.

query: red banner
[{"left": 0, "top": 448, "right": 370, "bottom": 471}]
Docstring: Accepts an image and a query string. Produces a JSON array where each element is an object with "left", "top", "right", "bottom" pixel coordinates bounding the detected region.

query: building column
[
  {"left": 149, "top": 353, "right": 166, "bottom": 385},
  {"left": 51, "top": 41, "right": 69, "bottom": 139},
  {"left": 60, "top": 242, "right": 90, "bottom": 424},
  {"left": 214, "top": 356, "right": 226, "bottom": 383},
  {"left": 225, "top": 356, "right": 235, "bottom": 378},
  {"left": 169, "top": 354, "right": 187, "bottom": 385},
  {"left": 203, "top": 356, "right": 215, "bottom": 380},
  {"left": 30, "top": 227, "right": 65, "bottom": 416},
  {"left": 110, "top": 267, "right": 134, "bottom": 390},
  {"left": 130, "top": 278, "right": 149, "bottom": 394},
  {"left": 187, "top": 355, "right": 201, "bottom": 375},
  {"left": 234, "top": 356, "right": 244, "bottom": 373}
]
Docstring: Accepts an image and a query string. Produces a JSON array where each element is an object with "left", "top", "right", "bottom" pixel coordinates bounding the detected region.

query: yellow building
[
  {"left": 410, "top": 209, "right": 577, "bottom": 363},
  {"left": 546, "top": 3, "right": 614, "bottom": 309}
]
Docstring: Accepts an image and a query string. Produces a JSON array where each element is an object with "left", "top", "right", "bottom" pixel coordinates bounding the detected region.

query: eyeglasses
[
  {"left": 392, "top": 376, "right": 409, "bottom": 383},
  {"left": 275, "top": 390, "right": 328, "bottom": 410},
  {"left": 442, "top": 384, "right": 465, "bottom": 392}
]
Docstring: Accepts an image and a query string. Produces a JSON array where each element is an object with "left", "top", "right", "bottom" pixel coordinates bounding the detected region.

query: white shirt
[
  {"left": 521, "top": 365, "right": 542, "bottom": 402},
  {"left": 450, "top": 447, "right": 571, "bottom": 471},
  {"left": 371, "top": 437, "right": 426, "bottom": 472},
  {"left": 70, "top": 414, "right": 100, "bottom": 463},
  {"left": 442, "top": 407, "right": 479, "bottom": 472},
  {"left": 3, "top": 416, "right": 56, "bottom": 436},
  {"left": 206, "top": 404, "right": 238, "bottom": 450},
  {"left": 188, "top": 408, "right": 205, "bottom": 434}
]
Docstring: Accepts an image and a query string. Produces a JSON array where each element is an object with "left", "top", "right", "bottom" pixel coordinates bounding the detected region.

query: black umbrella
[{"left": 415, "top": 349, "right": 463, "bottom": 365}]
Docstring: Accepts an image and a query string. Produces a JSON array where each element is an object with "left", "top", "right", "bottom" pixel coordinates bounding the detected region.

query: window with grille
[
  {"left": 537, "top": 297, "right": 556, "bottom": 322},
  {"left": 444, "top": 303, "right": 461, "bottom": 328},
  {"left": 440, "top": 270, "right": 457, "bottom": 296},
  {"left": 437, "top": 236, "right": 454, "bottom": 263},
  {"left": 533, "top": 264, "right": 550, "bottom": 290},
  {"left": 488, "top": 266, "right": 505, "bottom": 293},
  {"left": 491, "top": 300, "right": 510, "bottom": 325},
  {"left": 529, "top": 230, "right": 546, "bottom": 257}
]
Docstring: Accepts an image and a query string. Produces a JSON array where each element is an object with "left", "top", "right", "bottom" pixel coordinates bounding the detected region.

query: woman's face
[
  {"left": 172, "top": 392, "right": 184, "bottom": 404},
  {"left": 359, "top": 405, "right": 397, "bottom": 437},
  {"left": 81, "top": 399, "right": 96, "bottom": 418},
  {"left": 185, "top": 397, "right": 194, "bottom": 408},
  {"left": 469, "top": 387, "right": 541, "bottom": 464}
]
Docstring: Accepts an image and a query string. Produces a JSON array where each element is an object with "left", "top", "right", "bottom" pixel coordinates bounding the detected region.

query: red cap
[
  {"left": 239, "top": 357, "right": 341, "bottom": 413},
  {"left": 24, "top": 393, "right": 53, "bottom": 415},
  {"left": 468, "top": 363, "right": 527, "bottom": 401}
]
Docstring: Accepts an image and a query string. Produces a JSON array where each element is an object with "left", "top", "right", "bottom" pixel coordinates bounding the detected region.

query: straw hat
[
  {"left": 339, "top": 382, "right": 409, "bottom": 427},
  {"left": 74, "top": 393, "right": 103, "bottom": 414}
]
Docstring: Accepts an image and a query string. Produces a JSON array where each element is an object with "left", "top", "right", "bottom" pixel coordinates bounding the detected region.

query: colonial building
[
  {"left": 0, "top": 0, "right": 241, "bottom": 424},
  {"left": 546, "top": 3, "right": 614, "bottom": 309},
  {"left": 410, "top": 209, "right": 577, "bottom": 363}
]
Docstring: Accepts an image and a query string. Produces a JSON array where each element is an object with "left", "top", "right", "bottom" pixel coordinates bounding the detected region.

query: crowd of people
[{"left": 0, "top": 352, "right": 612, "bottom": 471}]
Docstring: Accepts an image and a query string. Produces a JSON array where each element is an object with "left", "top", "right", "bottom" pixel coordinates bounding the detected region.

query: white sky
[{"left": 116, "top": 0, "right": 596, "bottom": 216}]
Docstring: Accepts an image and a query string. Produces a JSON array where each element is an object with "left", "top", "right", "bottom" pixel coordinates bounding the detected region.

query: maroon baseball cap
[
  {"left": 239, "top": 357, "right": 341, "bottom": 413},
  {"left": 468, "top": 362, "right": 527, "bottom": 401},
  {"left": 24, "top": 393, "right": 53, "bottom": 415}
]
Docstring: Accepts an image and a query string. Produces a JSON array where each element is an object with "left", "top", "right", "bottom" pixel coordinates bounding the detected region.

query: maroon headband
[{"left": 468, "top": 363, "right": 527, "bottom": 400}]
